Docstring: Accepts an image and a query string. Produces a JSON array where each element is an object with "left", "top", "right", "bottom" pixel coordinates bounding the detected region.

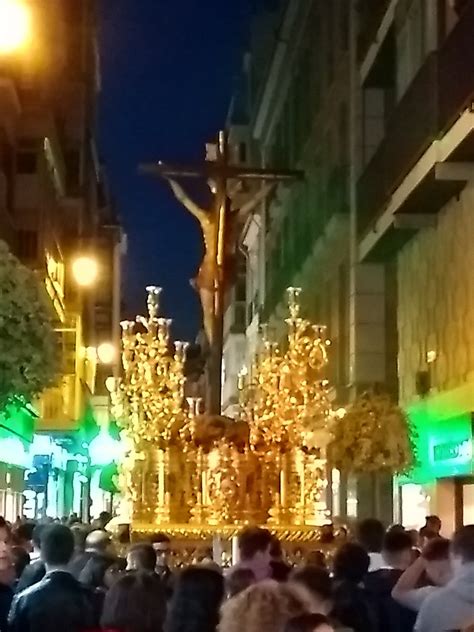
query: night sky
[{"left": 99, "top": 1, "right": 255, "bottom": 341}]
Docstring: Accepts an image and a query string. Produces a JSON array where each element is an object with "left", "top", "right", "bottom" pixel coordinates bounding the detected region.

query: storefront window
[
  {"left": 463, "top": 483, "right": 474, "bottom": 524},
  {"left": 401, "top": 484, "right": 431, "bottom": 529}
]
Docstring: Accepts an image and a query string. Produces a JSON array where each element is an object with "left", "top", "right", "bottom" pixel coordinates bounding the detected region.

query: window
[{"left": 17, "top": 151, "right": 37, "bottom": 174}]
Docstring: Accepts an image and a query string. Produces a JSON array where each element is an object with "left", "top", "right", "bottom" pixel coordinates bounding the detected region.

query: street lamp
[
  {"left": 97, "top": 342, "right": 116, "bottom": 365},
  {"left": 0, "top": 0, "right": 31, "bottom": 54},
  {"left": 89, "top": 430, "right": 123, "bottom": 467},
  {"left": 72, "top": 255, "right": 99, "bottom": 287}
]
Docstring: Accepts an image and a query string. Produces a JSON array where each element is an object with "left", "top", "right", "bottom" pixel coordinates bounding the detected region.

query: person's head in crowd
[
  {"left": 117, "top": 523, "right": 131, "bottom": 546},
  {"left": 239, "top": 527, "right": 273, "bottom": 579},
  {"left": 333, "top": 543, "right": 370, "bottom": 584},
  {"left": 407, "top": 529, "right": 421, "bottom": 548},
  {"left": 382, "top": 530, "right": 413, "bottom": 570},
  {"left": 387, "top": 523, "right": 405, "bottom": 534},
  {"left": 305, "top": 550, "right": 326, "bottom": 568},
  {"left": 0, "top": 518, "right": 10, "bottom": 546},
  {"left": 166, "top": 566, "right": 224, "bottom": 632},
  {"left": 151, "top": 532, "right": 172, "bottom": 569},
  {"left": 85, "top": 529, "right": 112, "bottom": 555},
  {"left": 357, "top": 518, "right": 385, "bottom": 554},
  {"left": 98, "top": 510, "right": 112, "bottom": 529},
  {"left": 334, "top": 526, "right": 348, "bottom": 543},
  {"left": 13, "top": 521, "right": 36, "bottom": 553},
  {"left": 419, "top": 525, "right": 437, "bottom": 545},
  {"left": 0, "top": 518, "right": 12, "bottom": 573},
  {"left": 319, "top": 524, "right": 335, "bottom": 545},
  {"left": 68, "top": 513, "right": 81, "bottom": 526},
  {"left": 226, "top": 568, "right": 255, "bottom": 598},
  {"left": 104, "top": 557, "right": 127, "bottom": 589},
  {"left": 71, "top": 524, "right": 87, "bottom": 555},
  {"left": 11, "top": 546, "right": 30, "bottom": 579},
  {"left": 285, "top": 613, "right": 335, "bottom": 632},
  {"left": 102, "top": 570, "right": 167, "bottom": 632},
  {"left": 425, "top": 515, "right": 442, "bottom": 535},
  {"left": 451, "top": 524, "right": 474, "bottom": 573},
  {"left": 220, "top": 581, "right": 313, "bottom": 632},
  {"left": 41, "top": 524, "right": 75, "bottom": 571},
  {"left": 126, "top": 543, "right": 157, "bottom": 573},
  {"left": 270, "top": 537, "right": 284, "bottom": 561},
  {"left": 291, "top": 566, "right": 333, "bottom": 615},
  {"left": 421, "top": 536, "right": 452, "bottom": 586},
  {"left": 196, "top": 546, "right": 214, "bottom": 564},
  {"left": 30, "top": 524, "right": 44, "bottom": 557},
  {"left": 269, "top": 537, "right": 291, "bottom": 582}
]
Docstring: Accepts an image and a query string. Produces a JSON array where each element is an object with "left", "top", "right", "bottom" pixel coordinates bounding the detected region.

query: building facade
[
  {"left": 356, "top": 0, "right": 474, "bottom": 530},
  {"left": 0, "top": 0, "right": 124, "bottom": 520},
  {"left": 224, "top": 0, "right": 474, "bottom": 524}
]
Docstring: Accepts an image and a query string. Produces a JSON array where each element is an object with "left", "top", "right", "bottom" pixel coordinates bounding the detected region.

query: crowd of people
[{"left": 0, "top": 512, "right": 472, "bottom": 632}]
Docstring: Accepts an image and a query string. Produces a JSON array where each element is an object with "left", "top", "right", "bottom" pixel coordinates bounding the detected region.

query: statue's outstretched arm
[
  {"left": 167, "top": 179, "right": 208, "bottom": 223},
  {"left": 237, "top": 183, "right": 275, "bottom": 220}
]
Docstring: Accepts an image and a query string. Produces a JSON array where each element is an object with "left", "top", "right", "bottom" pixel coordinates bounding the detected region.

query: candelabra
[
  {"left": 111, "top": 286, "right": 188, "bottom": 524},
  {"left": 240, "top": 287, "right": 334, "bottom": 526}
]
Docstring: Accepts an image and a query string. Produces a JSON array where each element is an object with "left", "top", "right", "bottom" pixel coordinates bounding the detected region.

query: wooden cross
[{"left": 140, "top": 130, "right": 303, "bottom": 415}]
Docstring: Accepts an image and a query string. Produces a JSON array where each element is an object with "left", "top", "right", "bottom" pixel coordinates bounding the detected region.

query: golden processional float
[{"left": 110, "top": 285, "right": 336, "bottom": 561}]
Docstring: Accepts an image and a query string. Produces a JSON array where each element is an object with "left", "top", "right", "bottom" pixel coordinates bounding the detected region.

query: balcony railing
[
  {"left": 358, "top": 1, "right": 474, "bottom": 237},
  {"left": 358, "top": 55, "right": 438, "bottom": 236}
]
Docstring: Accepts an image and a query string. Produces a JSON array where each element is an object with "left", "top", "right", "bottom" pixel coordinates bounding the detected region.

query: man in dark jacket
[
  {"left": 8, "top": 524, "right": 100, "bottom": 632},
  {"left": 69, "top": 529, "right": 114, "bottom": 590},
  {"left": 151, "top": 532, "right": 175, "bottom": 597},
  {"left": 365, "top": 530, "right": 416, "bottom": 632},
  {"left": 332, "top": 543, "right": 377, "bottom": 632}
]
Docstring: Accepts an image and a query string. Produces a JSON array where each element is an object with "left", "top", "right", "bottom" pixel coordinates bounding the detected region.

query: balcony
[{"left": 358, "top": 0, "right": 474, "bottom": 259}]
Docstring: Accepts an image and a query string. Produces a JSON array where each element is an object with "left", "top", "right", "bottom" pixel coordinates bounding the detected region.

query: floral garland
[
  {"left": 0, "top": 240, "right": 58, "bottom": 407},
  {"left": 331, "top": 390, "right": 416, "bottom": 474}
]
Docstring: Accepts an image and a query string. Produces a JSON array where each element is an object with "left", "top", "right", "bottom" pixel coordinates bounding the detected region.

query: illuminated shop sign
[
  {"left": 399, "top": 412, "right": 473, "bottom": 484},
  {"left": 432, "top": 439, "right": 472, "bottom": 464}
]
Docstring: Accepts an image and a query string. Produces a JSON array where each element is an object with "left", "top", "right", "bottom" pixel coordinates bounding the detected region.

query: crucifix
[{"left": 140, "top": 131, "right": 303, "bottom": 415}]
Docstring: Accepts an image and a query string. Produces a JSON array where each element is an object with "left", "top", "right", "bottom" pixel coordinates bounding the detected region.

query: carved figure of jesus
[{"left": 167, "top": 179, "right": 273, "bottom": 345}]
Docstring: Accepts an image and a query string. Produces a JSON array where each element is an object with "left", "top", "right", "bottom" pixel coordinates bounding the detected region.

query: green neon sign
[
  {"left": 432, "top": 439, "right": 472, "bottom": 464},
  {"left": 399, "top": 411, "right": 473, "bottom": 484}
]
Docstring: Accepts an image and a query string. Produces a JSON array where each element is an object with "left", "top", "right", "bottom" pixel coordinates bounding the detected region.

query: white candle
[
  {"left": 201, "top": 470, "right": 207, "bottom": 505},
  {"left": 158, "top": 451, "right": 165, "bottom": 506},
  {"left": 280, "top": 469, "right": 286, "bottom": 507}
]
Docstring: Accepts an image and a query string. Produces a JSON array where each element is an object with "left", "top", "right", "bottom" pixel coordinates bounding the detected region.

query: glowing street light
[
  {"left": 72, "top": 255, "right": 99, "bottom": 287},
  {"left": 89, "top": 430, "right": 122, "bottom": 467},
  {"left": 0, "top": 0, "right": 32, "bottom": 54},
  {"left": 97, "top": 342, "right": 116, "bottom": 365}
]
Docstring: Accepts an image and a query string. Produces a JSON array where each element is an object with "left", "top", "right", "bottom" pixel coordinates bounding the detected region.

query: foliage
[
  {"left": 0, "top": 240, "right": 58, "bottom": 407},
  {"left": 331, "top": 390, "right": 416, "bottom": 475}
]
